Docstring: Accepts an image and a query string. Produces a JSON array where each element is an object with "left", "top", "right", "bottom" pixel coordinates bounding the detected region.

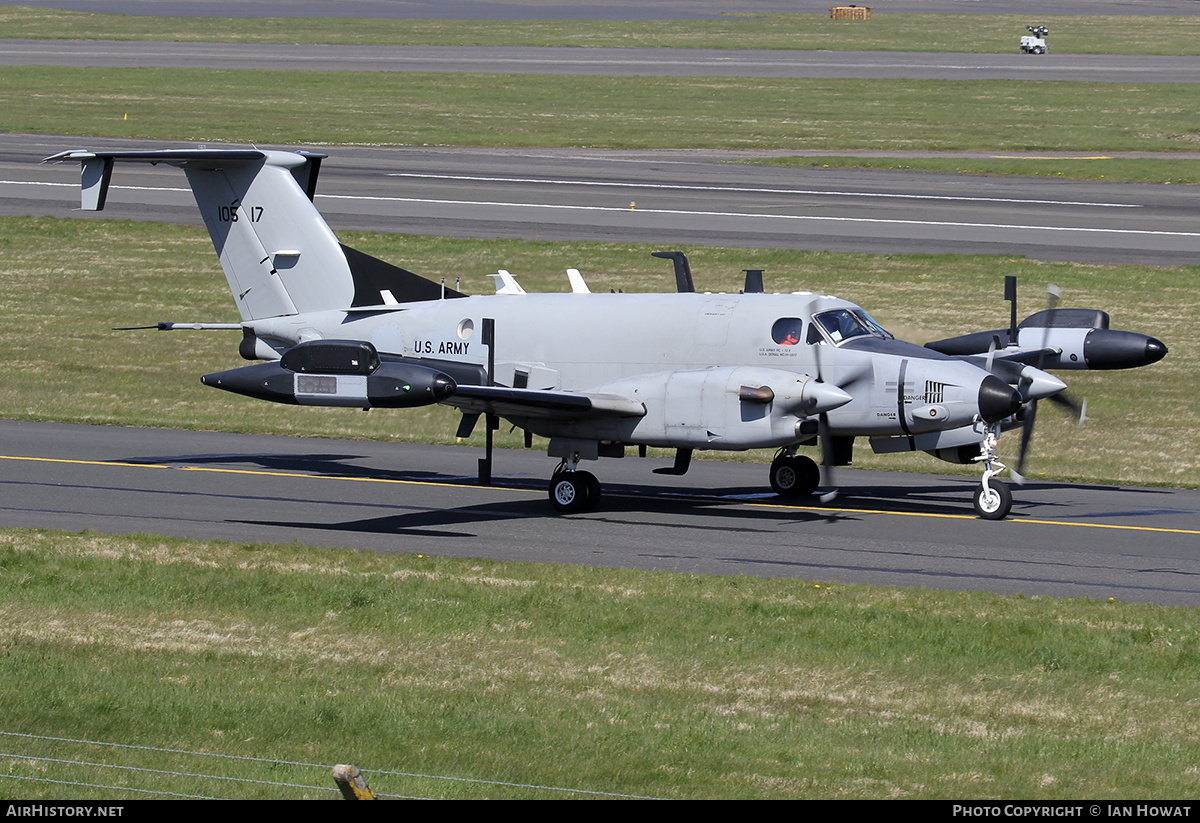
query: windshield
[{"left": 813, "top": 309, "right": 893, "bottom": 344}]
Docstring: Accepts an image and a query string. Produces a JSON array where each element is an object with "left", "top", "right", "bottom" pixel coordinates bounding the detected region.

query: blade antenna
[{"left": 1004, "top": 275, "right": 1018, "bottom": 346}]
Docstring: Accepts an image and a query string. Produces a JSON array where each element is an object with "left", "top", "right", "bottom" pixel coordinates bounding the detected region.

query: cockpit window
[
  {"left": 771, "top": 317, "right": 804, "bottom": 346},
  {"left": 813, "top": 309, "right": 893, "bottom": 344}
]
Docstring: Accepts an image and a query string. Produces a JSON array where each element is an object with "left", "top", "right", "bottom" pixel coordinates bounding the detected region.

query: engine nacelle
[{"left": 572, "top": 366, "right": 851, "bottom": 450}]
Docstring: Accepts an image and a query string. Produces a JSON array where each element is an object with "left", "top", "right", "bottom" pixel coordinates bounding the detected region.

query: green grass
[
  {"left": 4, "top": 7, "right": 1200, "bottom": 55},
  {"left": 757, "top": 155, "right": 1200, "bottom": 185},
  {"left": 4, "top": 67, "right": 1200, "bottom": 153},
  {"left": 3, "top": 528, "right": 1200, "bottom": 799},
  {"left": 0, "top": 216, "right": 1193, "bottom": 489}
]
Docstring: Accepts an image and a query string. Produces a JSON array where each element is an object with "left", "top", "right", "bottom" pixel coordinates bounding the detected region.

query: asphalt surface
[
  {"left": 8, "top": 40, "right": 1200, "bottom": 83},
  {"left": 7, "top": 134, "right": 1199, "bottom": 266},
  {"left": 3, "top": 420, "right": 1198, "bottom": 605}
]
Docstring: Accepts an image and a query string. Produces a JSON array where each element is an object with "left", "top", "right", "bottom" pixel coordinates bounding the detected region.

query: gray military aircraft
[{"left": 46, "top": 148, "right": 1168, "bottom": 519}]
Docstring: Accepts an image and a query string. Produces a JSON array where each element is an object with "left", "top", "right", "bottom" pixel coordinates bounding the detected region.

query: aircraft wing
[
  {"left": 986, "top": 348, "right": 1059, "bottom": 364},
  {"left": 447, "top": 385, "right": 646, "bottom": 421}
]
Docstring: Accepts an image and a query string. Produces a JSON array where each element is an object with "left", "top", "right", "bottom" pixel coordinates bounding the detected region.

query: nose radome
[{"left": 1145, "top": 337, "right": 1168, "bottom": 366}]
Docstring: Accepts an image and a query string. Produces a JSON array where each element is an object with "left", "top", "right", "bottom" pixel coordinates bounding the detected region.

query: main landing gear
[
  {"left": 548, "top": 458, "right": 601, "bottom": 514},
  {"left": 972, "top": 422, "right": 1014, "bottom": 520},
  {"left": 768, "top": 449, "right": 821, "bottom": 497}
]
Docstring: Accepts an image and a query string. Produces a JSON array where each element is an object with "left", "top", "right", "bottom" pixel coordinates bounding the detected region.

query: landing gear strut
[
  {"left": 769, "top": 449, "right": 820, "bottom": 497},
  {"left": 548, "top": 456, "right": 601, "bottom": 514},
  {"left": 972, "top": 421, "right": 1013, "bottom": 520}
]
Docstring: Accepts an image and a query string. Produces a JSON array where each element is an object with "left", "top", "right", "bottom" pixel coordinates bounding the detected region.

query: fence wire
[{"left": 0, "top": 731, "right": 662, "bottom": 800}]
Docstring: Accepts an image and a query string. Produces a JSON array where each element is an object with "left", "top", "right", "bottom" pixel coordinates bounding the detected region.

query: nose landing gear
[{"left": 972, "top": 422, "right": 1014, "bottom": 520}]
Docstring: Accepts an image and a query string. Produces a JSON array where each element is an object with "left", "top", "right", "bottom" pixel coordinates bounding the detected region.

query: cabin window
[{"left": 771, "top": 317, "right": 804, "bottom": 346}]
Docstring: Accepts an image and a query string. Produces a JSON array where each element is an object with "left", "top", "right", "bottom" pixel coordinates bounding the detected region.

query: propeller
[{"left": 1012, "top": 283, "right": 1086, "bottom": 484}]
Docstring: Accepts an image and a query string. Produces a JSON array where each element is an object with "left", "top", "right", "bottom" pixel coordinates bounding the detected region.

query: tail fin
[{"left": 45, "top": 148, "right": 462, "bottom": 320}]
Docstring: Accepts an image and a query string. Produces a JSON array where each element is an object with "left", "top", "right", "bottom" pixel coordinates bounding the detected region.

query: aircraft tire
[
  {"left": 973, "top": 480, "right": 1013, "bottom": 520},
  {"left": 579, "top": 470, "right": 602, "bottom": 512},
  {"left": 549, "top": 471, "right": 595, "bottom": 514},
  {"left": 769, "top": 454, "right": 820, "bottom": 497}
]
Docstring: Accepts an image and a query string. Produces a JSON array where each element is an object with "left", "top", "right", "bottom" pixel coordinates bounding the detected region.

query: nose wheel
[
  {"left": 972, "top": 421, "right": 1014, "bottom": 520},
  {"left": 973, "top": 479, "right": 1012, "bottom": 520}
]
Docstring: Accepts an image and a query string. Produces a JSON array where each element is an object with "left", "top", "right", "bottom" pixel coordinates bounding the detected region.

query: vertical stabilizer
[
  {"left": 183, "top": 152, "right": 357, "bottom": 320},
  {"left": 43, "top": 149, "right": 384, "bottom": 322},
  {"left": 46, "top": 148, "right": 464, "bottom": 319}
]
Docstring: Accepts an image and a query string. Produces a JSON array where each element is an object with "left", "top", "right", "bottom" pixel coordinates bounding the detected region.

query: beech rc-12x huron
[{"left": 46, "top": 148, "right": 1168, "bottom": 519}]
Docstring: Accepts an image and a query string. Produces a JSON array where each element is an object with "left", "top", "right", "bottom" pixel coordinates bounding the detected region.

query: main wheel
[
  {"left": 578, "top": 470, "right": 601, "bottom": 512},
  {"left": 549, "top": 471, "right": 600, "bottom": 514},
  {"left": 973, "top": 479, "right": 1013, "bottom": 520},
  {"left": 769, "top": 454, "right": 820, "bottom": 497}
]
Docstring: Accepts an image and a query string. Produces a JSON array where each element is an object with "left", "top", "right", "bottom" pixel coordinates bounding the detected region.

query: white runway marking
[
  {"left": 384, "top": 172, "right": 1142, "bottom": 209},
  {"left": 8, "top": 179, "right": 1192, "bottom": 240}
]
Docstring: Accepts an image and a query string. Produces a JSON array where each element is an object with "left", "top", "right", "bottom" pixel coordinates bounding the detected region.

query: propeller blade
[
  {"left": 1015, "top": 398, "right": 1038, "bottom": 482},
  {"left": 1014, "top": 283, "right": 1079, "bottom": 483},
  {"left": 817, "top": 412, "right": 838, "bottom": 503},
  {"left": 810, "top": 341, "right": 838, "bottom": 502},
  {"left": 1047, "top": 391, "right": 1086, "bottom": 423},
  {"left": 985, "top": 334, "right": 999, "bottom": 374}
]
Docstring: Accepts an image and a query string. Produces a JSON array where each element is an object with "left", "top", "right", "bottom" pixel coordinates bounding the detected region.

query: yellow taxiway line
[{"left": 4, "top": 453, "right": 1198, "bottom": 536}]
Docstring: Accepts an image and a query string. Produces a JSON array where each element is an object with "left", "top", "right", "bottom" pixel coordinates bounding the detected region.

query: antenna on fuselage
[
  {"left": 1005, "top": 275, "right": 1018, "bottom": 346},
  {"left": 652, "top": 251, "right": 695, "bottom": 293},
  {"left": 743, "top": 269, "right": 764, "bottom": 294}
]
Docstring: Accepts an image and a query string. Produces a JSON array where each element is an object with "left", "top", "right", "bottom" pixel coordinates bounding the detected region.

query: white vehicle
[{"left": 1020, "top": 25, "right": 1048, "bottom": 55}]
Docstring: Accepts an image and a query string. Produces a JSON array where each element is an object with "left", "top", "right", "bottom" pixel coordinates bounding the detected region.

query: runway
[
  {"left": 2, "top": 420, "right": 1198, "bottom": 606},
  {"left": 6, "top": 134, "right": 1199, "bottom": 266}
]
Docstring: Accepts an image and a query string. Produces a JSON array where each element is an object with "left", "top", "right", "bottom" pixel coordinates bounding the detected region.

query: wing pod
[
  {"left": 201, "top": 340, "right": 456, "bottom": 408},
  {"left": 1016, "top": 310, "right": 1167, "bottom": 370},
  {"left": 926, "top": 308, "right": 1167, "bottom": 371}
]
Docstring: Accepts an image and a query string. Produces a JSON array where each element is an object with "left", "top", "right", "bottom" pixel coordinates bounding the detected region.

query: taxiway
[{"left": 2, "top": 421, "right": 1197, "bottom": 606}]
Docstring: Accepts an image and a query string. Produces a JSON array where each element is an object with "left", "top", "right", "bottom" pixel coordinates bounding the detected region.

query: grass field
[
  {"left": 4, "top": 67, "right": 1199, "bottom": 157},
  {"left": 4, "top": 528, "right": 1200, "bottom": 799},
  {"left": 3, "top": 7, "right": 1200, "bottom": 55}
]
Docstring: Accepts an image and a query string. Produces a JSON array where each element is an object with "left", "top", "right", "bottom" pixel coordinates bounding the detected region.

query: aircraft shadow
[
  {"left": 116, "top": 450, "right": 1173, "bottom": 535},
  {"left": 232, "top": 490, "right": 871, "bottom": 540}
]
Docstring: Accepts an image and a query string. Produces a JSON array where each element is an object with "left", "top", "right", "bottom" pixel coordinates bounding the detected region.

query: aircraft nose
[{"left": 977, "top": 374, "right": 1022, "bottom": 424}]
